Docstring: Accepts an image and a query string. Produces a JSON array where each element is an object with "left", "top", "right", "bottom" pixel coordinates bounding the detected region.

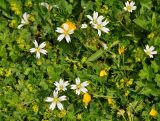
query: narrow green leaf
[{"left": 87, "top": 49, "right": 104, "bottom": 62}]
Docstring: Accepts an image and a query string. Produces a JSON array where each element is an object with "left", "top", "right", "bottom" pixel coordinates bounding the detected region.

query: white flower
[
  {"left": 71, "top": 77, "right": 89, "bottom": 95},
  {"left": 144, "top": 45, "right": 157, "bottom": 58},
  {"left": 40, "top": 2, "right": 53, "bottom": 11},
  {"left": 54, "top": 79, "right": 69, "bottom": 91},
  {"left": 81, "top": 23, "right": 88, "bottom": 29},
  {"left": 87, "top": 11, "right": 105, "bottom": 25},
  {"left": 30, "top": 40, "right": 47, "bottom": 59},
  {"left": 17, "top": 12, "right": 29, "bottom": 29},
  {"left": 93, "top": 19, "right": 109, "bottom": 36},
  {"left": 87, "top": 11, "right": 109, "bottom": 36},
  {"left": 56, "top": 23, "right": 74, "bottom": 43},
  {"left": 45, "top": 91, "right": 67, "bottom": 110},
  {"left": 124, "top": 1, "right": 136, "bottom": 13}
]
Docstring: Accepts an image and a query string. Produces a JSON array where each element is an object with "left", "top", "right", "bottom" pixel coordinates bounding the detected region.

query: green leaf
[
  {"left": 155, "top": 74, "right": 160, "bottom": 87},
  {"left": 151, "top": 61, "right": 159, "bottom": 73},
  {"left": 133, "top": 16, "right": 150, "bottom": 30},
  {"left": 0, "top": 0, "right": 6, "bottom": 10},
  {"left": 87, "top": 49, "right": 104, "bottom": 62}
]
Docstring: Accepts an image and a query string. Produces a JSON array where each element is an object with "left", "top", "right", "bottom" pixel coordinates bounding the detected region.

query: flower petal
[
  {"left": 57, "top": 34, "right": 65, "bottom": 42},
  {"left": 98, "top": 30, "right": 101, "bottom": 36},
  {"left": 63, "top": 24, "right": 68, "bottom": 31},
  {"left": 30, "top": 48, "right": 36, "bottom": 53},
  {"left": 59, "top": 96, "right": 67, "bottom": 101},
  {"left": 53, "top": 91, "right": 58, "bottom": 98},
  {"left": 76, "top": 89, "right": 81, "bottom": 95},
  {"left": 49, "top": 102, "right": 56, "bottom": 110},
  {"left": 36, "top": 52, "right": 40, "bottom": 59},
  {"left": 45, "top": 97, "right": 53, "bottom": 102},
  {"left": 56, "top": 27, "right": 64, "bottom": 33},
  {"left": 57, "top": 102, "right": 63, "bottom": 110},
  {"left": 93, "top": 11, "right": 98, "bottom": 20},
  {"left": 81, "top": 81, "right": 89, "bottom": 87},
  {"left": 101, "top": 27, "right": 109, "bottom": 33},
  {"left": 65, "top": 35, "right": 71, "bottom": 43},
  {"left": 40, "top": 49, "right": 47, "bottom": 55},
  {"left": 75, "top": 77, "right": 80, "bottom": 84},
  {"left": 39, "top": 42, "right": 46, "bottom": 49},
  {"left": 80, "top": 87, "right": 88, "bottom": 93},
  {"left": 33, "top": 40, "right": 38, "bottom": 47},
  {"left": 86, "top": 15, "right": 93, "bottom": 21},
  {"left": 17, "top": 24, "right": 24, "bottom": 29},
  {"left": 71, "top": 85, "right": 77, "bottom": 90}
]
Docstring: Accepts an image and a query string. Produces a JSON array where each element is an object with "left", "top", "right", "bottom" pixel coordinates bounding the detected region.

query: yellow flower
[
  {"left": 83, "top": 93, "right": 91, "bottom": 106},
  {"left": 28, "top": 14, "right": 35, "bottom": 22},
  {"left": 36, "top": 60, "right": 42, "bottom": 65},
  {"left": 100, "top": 70, "right": 107, "bottom": 77},
  {"left": 62, "top": 21, "right": 76, "bottom": 31},
  {"left": 124, "top": 90, "right": 130, "bottom": 97},
  {"left": 149, "top": 108, "right": 158, "bottom": 117},
  {"left": 107, "top": 97, "right": 113, "bottom": 105},
  {"left": 77, "top": 113, "right": 82, "bottom": 120},
  {"left": 57, "top": 110, "right": 67, "bottom": 118},
  {"left": 4, "top": 69, "right": 11, "bottom": 77},
  {"left": 32, "top": 104, "right": 39, "bottom": 113},
  {"left": 25, "top": 1, "right": 32, "bottom": 7},
  {"left": 118, "top": 46, "right": 126, "bottom": 55},
  {"left": 9, "top": 20, "right": 17, "bottom": 28},
  {"left": 126, "top": 79, "right": 133, "bottom": 86},
  {"left": 117, "top": 109, "right": 125, "bottom": 117}
]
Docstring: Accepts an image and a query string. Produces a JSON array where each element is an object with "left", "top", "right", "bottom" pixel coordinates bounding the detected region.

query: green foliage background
[{"left": 0, "top": 0, "right": 160, "bottom": 120}]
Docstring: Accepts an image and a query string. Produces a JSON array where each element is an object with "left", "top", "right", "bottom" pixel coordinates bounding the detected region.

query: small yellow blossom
[
  {"left": 124, "top": 90, "right": 130, "bottom": 97},
  {"left": 118, "top": 46, "right": 126, "bottom": 55},
  {"left": 77, "top": 113, "right": 82, "bottom": 120},
  {"left": 25, "top": 1, "right": 33, "bottom": 7},
  {"left": 28, "top": 15, "right": 35, "bottom": 22},
  {"left": 149, "top": 108, "right": 158, "bottom": 117},
  {"left": 57, "top": 110, "right": 67, "bottom": 118},
  {"left": 117, "top": 109, "right": 125, "bottom": 117},
  {"left": 62, "top": 21, "right": 76, "bottom": 31},
  {"left": 32, "top": 104, "right": 39, "bottom": 113},
  {"left": 83, "top": 93, "right": 91, "bottom": 106},
  {"left": 10, "top": 3, "right": 21, "bottom": 15},
  {"left": 9, "top": 20, "right": 17, "bottom": 28},
  {"left": 4, "top": 69, "right": 11, "bottom": 77},
  {"left": 126, "top": 79, "right": 133, "bottom": 86},
  {"left": 36, "top": 60, "right": 42, "bottom": 65},
  {"left": 15, "top": 10, "right": 21, "bottom": 15},
  {"left": 107, "top": 97, "right": 114, "bottom": 105},
  {"left": 100, "top": 70, "right": 107, "bottom": 77}
]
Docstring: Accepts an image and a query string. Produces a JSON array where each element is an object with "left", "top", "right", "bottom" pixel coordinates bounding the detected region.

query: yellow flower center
[
  {"left": 62, "top": 21, "right": 76, "bottom": 31},
  {"left": 146, "top": 51, "right": 151, "bottom": 56},
  {"left": 59, "top": 85, "right": 64, "bottom": 90},
  {"left": 127, "top": 6, "right": 132, "bottom": 11},
  {"left": 77, "top": 84, "right": 82, "bottom": 89},
  {"left": 118, "top": 46, "right": 126, "bottom": 55},
  {"left": 150, "top": 108, "right": 158, "bottom": 117},
  {"left": 107, "top": 97, "right": 113, "bottom": 105},
  {"left": 35, "top": 48, "right": 40, "bottom": 52},
  {"left": 83, "top": 93, "right": 91, "bottom": 106},
  {"left": 100, "top": 70, "right": 107, "bottom": 77},
  {"left": 53, "top": 98, "right": 59, "bottom": 103}
]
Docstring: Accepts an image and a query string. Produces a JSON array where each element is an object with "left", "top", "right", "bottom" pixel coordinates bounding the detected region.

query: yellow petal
[
  {"left": 100, "top": 70, "right": 107, "bottom": 77},
  {"left": 83, "top": 93, "right": 91, "bottom": 106},
  {"left": 149, "top": 108, "right": 158, "bottom": 117},
  {"left": 62, "top": 21, "right": 76, "bottom": 31}
]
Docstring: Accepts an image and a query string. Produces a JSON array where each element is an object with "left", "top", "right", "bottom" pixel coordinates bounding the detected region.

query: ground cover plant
[{"left": 0, "top": 0, "right": 160, "bottom": 120}]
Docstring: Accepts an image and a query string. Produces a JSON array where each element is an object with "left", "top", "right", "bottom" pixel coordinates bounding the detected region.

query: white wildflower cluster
[
  {"left": 45, "top": 77, "right": 89, "bottom": 110},
  {"left": 87, "top": 11, "right": 109, "bottom": 36}
]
